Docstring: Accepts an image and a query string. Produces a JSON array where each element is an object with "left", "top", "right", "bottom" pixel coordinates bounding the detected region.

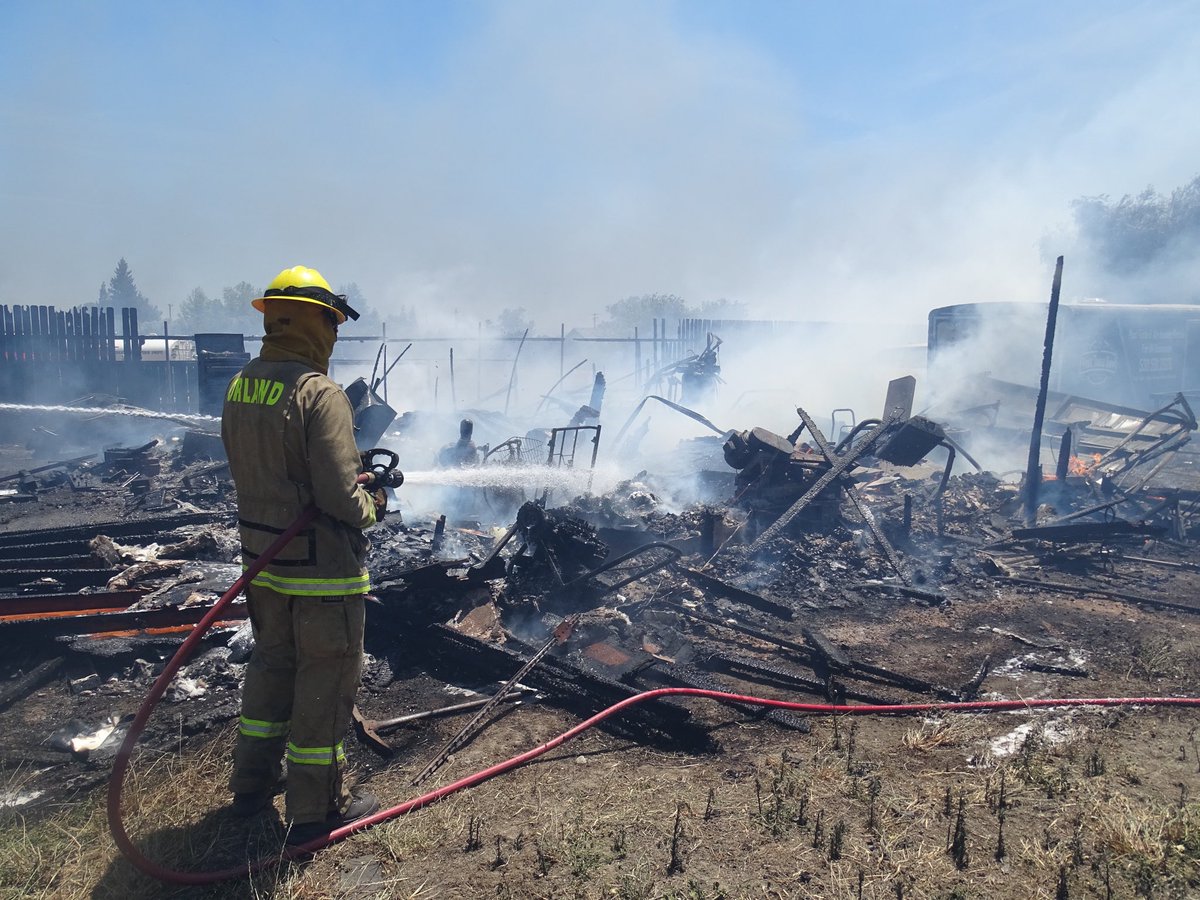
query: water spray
[
  {"left": 0, "top": 402, "right": 218, "bottom": 427},
  {"left": 400, "top": 465, "right": 602, "bottom": 492}
]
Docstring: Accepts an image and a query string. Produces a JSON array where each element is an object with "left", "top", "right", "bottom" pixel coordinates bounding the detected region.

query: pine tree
[{"left": 106, "top": 258, "right": 161, "bottom": 324}]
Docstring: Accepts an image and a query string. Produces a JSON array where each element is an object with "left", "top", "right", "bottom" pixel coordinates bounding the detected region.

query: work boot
[
  {"left": 230, "top": 776, "right": 286, "bottom": 817},
  {"left": 285, "top": 790, "right": 381, "bottom": 846},
  {"left": 230, "top": 789, "right": 274, "bottom": 818}
]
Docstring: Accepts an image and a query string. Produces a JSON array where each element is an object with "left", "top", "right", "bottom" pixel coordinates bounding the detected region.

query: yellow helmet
[{"left": 251, "top": 265, "right": 360, "bottom": 324}]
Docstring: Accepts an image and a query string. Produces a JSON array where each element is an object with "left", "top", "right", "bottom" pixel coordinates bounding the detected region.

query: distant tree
[
  {"left": 173, "top": 282, "right": 260, "bottom": 336},
  {"left": 175, "top": 287, "right": 219, "bottom": 334},
  {"left": 591, "top": 293, "right": 751, "bottom": 335},
  {"left": 220, "top": 282, "right": 261, "bottom": 331},
  {"left": 693, "top": 298, "right": 749, "bottom": 319},
  {"left": 496, "top": 307, "right": 534, "bottom": 337},
  {"left": 597, "top": 293, "right": 689, "bottom": 335},
  {"left": 336, "top": 282, "right": 384, "bottom": 334},
  {"left": 106, "top": 258, "right": 161, "bottom": 324},
  {"left": 385, "top": 304, "right": 418, "bottom": 333},
  {"left": 97, "top": 282, "right": 110, "bottom": 306},
  {"left": 1072, "top": 175, "right": 1200, "bottom": 277}
]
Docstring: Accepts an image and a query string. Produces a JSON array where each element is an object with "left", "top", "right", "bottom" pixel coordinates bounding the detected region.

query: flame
[{"left": 1067, "top": 453, "right": 1103, "bottom": 476}]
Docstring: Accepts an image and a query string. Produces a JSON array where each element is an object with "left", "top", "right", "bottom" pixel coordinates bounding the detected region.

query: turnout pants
[{"left": 229, "top": 584, "right": 365, "bottom": 824}]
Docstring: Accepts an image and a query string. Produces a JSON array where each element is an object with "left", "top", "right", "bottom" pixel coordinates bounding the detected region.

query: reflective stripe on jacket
[{"left": 221, "top": 357, "right": 376, "bottom": 595}]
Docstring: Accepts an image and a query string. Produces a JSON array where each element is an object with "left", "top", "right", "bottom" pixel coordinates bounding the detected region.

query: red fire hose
[{"left": 107, "top": 498, "right": 1200, "bottom": 886}]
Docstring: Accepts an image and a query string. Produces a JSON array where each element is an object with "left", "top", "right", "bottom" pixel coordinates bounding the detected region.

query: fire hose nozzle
[{"left": 361, "top": 448, "right": 404, "bottom": 489}]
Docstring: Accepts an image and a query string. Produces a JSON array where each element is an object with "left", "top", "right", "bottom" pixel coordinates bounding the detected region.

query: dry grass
[
  {"left": 0, "top": 702, "right": 1197, "bottom": 899},
  {"left": 901, "top": 715, "right": 989, "bottom": 752}
]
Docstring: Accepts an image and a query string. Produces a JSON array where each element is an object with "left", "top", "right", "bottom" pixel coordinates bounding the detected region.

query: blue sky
[{"left": 1, "top": 1, "right": 1197, "bottom": 329}]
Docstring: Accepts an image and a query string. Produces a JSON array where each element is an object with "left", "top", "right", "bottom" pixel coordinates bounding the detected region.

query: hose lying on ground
[{"left": 107, "top": 502, "right": 1200, "bottom": 885}]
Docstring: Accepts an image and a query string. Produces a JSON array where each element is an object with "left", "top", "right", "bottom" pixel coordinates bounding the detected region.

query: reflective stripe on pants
[
  {"left": 238, "top": 716, "right": 290, "bottom": 739},
  {"left": 286, "top": 741, "right": 347, "bottom": 765},
  {"left": 229, "top": 584, "right": 365, "bottom": 824}
]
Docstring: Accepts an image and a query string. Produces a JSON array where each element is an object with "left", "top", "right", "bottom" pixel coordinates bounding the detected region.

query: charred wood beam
[
  {"left": 1009, "top": 520, "right": 1167, "bottom": 543},
  {"left": 640, "top": 661, "right": 811, "bottom": 732},
  {"left": 659, "top": 599, "right": 964, "bottom": 700},
  {"left": 0, "top": 569, "right": 117, "bottom": 591},
  {"left": 0, "top": 600, "right": 246, "bottom": 639},
  {"left": 959, "top": 655, "right": 992, "bottom": 699},
  {"left": 0, "top": 454, "right": 96, "bottom": 483},
  {"left": 748, "top": 413, "right": 897, "bottom": 552},
  {"left": 848, "top": 581, "right": 945, "bottom": 605},
  {"left": 1042, "top": 485, "right": 1185, "bottom": 532},
  {"left": 0, "top": 512, "right": 222, "bottom": 549},
  {"left": 413, "top": 613, "right": 582, "bottom": 785},
  {"left": 0, "top": 656, "right": 63, "bottom": 712},
  {"left": 1111, "top": 553, "right": 1200, "bottom": 572},
  {"left": 1002, "top": 576, "right": 1200, "bottom": 615},
  {"left": 427, "top": 624, "right": 715, "bottom": 752},
  {"left": 837, "top": 656, "right": 963, "bottom": 701},
  {"left": 1093, "top": 394, "right": 1197, "bottom": 475},
  {"left": 1023, "top": 255, "right": 1064, "bottom": 526},
  {"left": 1020, "top": 660, "right": 1090, "bottom": 678},
  {"left": 0, "top": 555, "right": 110, "bottom": 569},
  {"left": 671, "top": 565, "right": 793, "bottom": 620},
  {"left": 560, "top": 542, "right": 682, "bottom": 598},
  {"left": 0, "top": 589, "right": 147, "bottom": 616},
  {"left": 1055, "top": 429, "right": 1073, "bottom": 481},
  {"left": 708, "top": 653, "right": 903, "bottom": 706},
  {"left": 794, "top": 406, "right": 911, "bottom": 585},
  {"left": 800, "top": 626, "right": 851, "bottom": 669},
  {"left": 0, "top": 540, "right": 116, "bottom": 562}
]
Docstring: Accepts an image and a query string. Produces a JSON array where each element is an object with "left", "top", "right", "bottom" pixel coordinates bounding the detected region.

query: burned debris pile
[{"left": 1, "top": 369, "right": 1199, "bottom": 814}]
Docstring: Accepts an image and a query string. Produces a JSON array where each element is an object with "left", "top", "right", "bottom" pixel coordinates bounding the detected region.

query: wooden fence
[{"left": 0, "top": 305, "right": 196, "bottom": 411}]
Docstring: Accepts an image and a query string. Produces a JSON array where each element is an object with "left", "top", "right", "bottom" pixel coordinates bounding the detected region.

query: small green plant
[{"left": 567, "top": 830, "right": 603, "bottom": 881}]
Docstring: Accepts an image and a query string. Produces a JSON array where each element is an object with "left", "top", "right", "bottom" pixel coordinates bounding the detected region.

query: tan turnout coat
[{"left": 221, "top": 356, "right": 376, "bottom": 595}]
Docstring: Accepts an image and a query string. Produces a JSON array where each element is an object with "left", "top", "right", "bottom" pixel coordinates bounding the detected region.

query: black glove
[{"left": 372, "top": 487, "right": 388, "bottom": 518}]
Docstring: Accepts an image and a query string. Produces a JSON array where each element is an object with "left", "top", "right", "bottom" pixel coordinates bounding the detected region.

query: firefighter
[{"left": 222, "top": 265, "right": 384, "bottom": 845}]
